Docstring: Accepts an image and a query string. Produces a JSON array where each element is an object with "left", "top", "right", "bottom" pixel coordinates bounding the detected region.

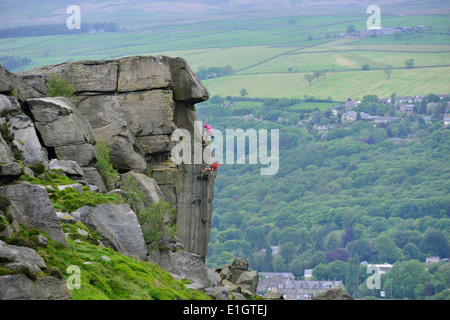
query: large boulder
[
  {"left": 49, "top": 159, "right": 83, "bottom": 177},
  {"left": 212, "top": 258, "right": 260, "bottom": 299},
  {"left": 235, "top": 271, "right": 259, "bottom": 293},
  {"left": 0, "top": 65, "right": 14, "bottom": 94},
  {"left": 312, "top": 287, "right": 354, "bottom": 300},
  {"left": 26, "top": 97, "right": 97, "bottom": 167},
  {"left": 0, "top": 135, "right": 23, "bottom": 183},
  {"left": 77, "top": 90, "right": 174, "bottom": 169},
  {"left": 71, "top": 203, "right": 148, "bottom": 261},
  {"left": 19, "top": 60, "right": 119, "bottom": 94},
  {"left": 166, "top": 57, "right": 209, "bottom": 103},
  {"left": 92, "top": 120, "right": 147, "bottom": 173},
  {"left": 7, "top": 115, "right": 48, "bottom": 166},
  {"left": 158, "top": 250, "right": 220, "bottom": 290},
  {"left": 120, "top": 171, "right": 164, "bottom": 208},
  {"left": 0, "top": 64, "right": 43, "bottom": 103},
  {"left": 1, "top": 183, "right": 66, "bottom": 246},
  {"left": 81, "top": 166, "right": 107, "bottom": 193},
  {"left": 0, "top": 94, "right": 20, "bottom": 115},
  {"left": 26, "top": 97, "right": 95, "bottom": 147},
  {"left": 0, "top": 240, "right": 46, "bottom": 273},
  {"left": 230, "top": 257, "right": 249, "bottom": 282},
  {"left": 0, "top": 274, "right": 73, "bottom": 300},
  {"left": 118, "top": 55, "right": 171, "bottom": 92}
]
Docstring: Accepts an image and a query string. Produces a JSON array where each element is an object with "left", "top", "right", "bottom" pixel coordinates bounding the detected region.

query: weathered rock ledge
[{"left": 0, "top": 55, "right": 222, "bottom": 300}]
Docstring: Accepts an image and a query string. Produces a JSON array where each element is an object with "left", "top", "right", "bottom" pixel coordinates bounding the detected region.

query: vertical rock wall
[{"left": 19, "top": 56, "right": 213, "bottom": 260}]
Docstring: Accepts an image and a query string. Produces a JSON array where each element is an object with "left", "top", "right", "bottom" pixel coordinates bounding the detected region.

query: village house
[
  {"left": 396, "top": 96, "right": 414, "bottom": 104},
  {"left": 388, "top": 137, "right": 410, "bottom": 144},
  {"left": 344, "top": 98, "right": 357, "bottom": 111},
  {"left": 443, "top": 114, "right": 450, "bottom": 127},
  {"left": 221, "top": 101, "right": 235, "bottom": 107},
  {"left": 361, "top": 262, "right": 393, "bottom": 274},
  {"left": 304, "top": 269, "right": 313, "bottom": 280},
  {"left": 341, "top": 110, "right": 357, "bottom": 122},
  {"left": 332, "top": 108, "right": 340, "bottom": 116},
  {"left": 313, "top": 124, "right": 340, "bottom": 132},
  {"left": 425, "top": 256, "right": 440, "bottom": 264},
  {"left": 375, "top": 114, "right": 400, "bottom": 122},
  {"left": 395, "top": 103, "right": 415, "bottom": 114},
  {"left": 257, "top": 272, "right": 344, "bottom": 300}
]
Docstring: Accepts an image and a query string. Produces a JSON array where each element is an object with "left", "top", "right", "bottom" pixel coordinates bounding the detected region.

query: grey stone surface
[
  {"left": 118, "top": 55, "right": 171, "bottom": 92},
  {"left": 0, "top": 274, "right": 73, "bottom": 300},
  {"left": 0, "top": 240, "right": 46, "bottom": 273},
  {"left": 82, "top": 167, "right": 107, "bottom": 193},
  {"left": 120, "top": 171, "right": 164, "bottom": 208},
  {"left": 0, "top": 64, "right": 43, "bottom": 103},
  {"left": 7, "top": 115, "right": 48, "bottom": 166},
  {"left": 0, "top": 94, "right": 20, "bottom": 115},
  {"left": 166, "top": 57, "right": 209, "bottom": 103},
  {"left": 49, "top": 159, "right": 84, "bottom": 177},
  {"left": 26, "top": 97, "right": 95, "bottom": 148},
  {"left": 2, "top": 182, "right": 67, "bottom": 246},
  {"left": 20, "top": 60, "right": 118, "bottom": 93},
  {"left": 71, "top": 203, "right": 148, "bottom": 260},
  {"left": 159, "top": 250, "right": 220, "bottom": 289}
]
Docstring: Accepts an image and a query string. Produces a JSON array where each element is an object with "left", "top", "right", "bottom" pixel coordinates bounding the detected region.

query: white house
[
  {"left": 425, "top": 256, "right": 440, "bottom": 264},
  {"left": 443, "top": 114, "right": 450, "bottom": 127}
]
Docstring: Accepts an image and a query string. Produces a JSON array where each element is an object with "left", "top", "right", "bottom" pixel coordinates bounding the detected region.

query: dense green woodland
[{"left": 199, "top": 94, "right": 450, "bottom": 299}]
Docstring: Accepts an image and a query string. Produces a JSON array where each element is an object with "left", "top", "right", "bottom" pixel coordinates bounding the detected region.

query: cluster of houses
[
  {"left": 240, "top": 94, "right": 450, "bottom": 132},
  {"left": 257, "top": 256, "right": 448, "bottom": 300},
  {"left": 314, "top": 94, "right": 450, "bottom": 133},
  {"left": 351, "top": 25, "right": 428, "bottom": 38},
  {"left": 257, "top": 272, "right": 345, "bottom": 300}
]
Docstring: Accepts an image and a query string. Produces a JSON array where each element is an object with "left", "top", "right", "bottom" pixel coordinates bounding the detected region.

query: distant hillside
[{"left": 2, "top": 0, "right": 449, "bottom": 29}]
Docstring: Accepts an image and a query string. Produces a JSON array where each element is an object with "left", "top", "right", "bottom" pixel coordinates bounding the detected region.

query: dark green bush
[
  {"left": 46, "top": 267, "right": 64, "bottom": 279},
  {"left": 46, "top": 72, "right": 74, "bottom": 98},
  {"left": 0, "top": 193, "right": 11, "bottom": 212},
  {"left": 28, "top": 163, "right": 46, "bottom": 175},
  {"left": 6, "top": 236, "right": 37, "bottom": 250},
  {"left": 12, "top": 266, "right": 37, "bottom": 280}
]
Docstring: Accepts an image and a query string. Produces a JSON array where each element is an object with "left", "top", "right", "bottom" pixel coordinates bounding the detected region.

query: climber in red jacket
[
  {"left": 198, "top": 162, "right": 219, "bottom": 181},
  {"left": 202, "top": 162, "right": 219, "bottom": 175}
]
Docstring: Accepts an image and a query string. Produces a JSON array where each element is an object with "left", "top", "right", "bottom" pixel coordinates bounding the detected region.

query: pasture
[{"left": 1, "top": 9, "right": 448, "bottom": 101}]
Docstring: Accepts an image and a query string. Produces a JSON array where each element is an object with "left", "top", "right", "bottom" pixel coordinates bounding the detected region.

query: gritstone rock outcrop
[
  {"left": 0, "top": 55, "right": 226, "bottom": 299},
  {"left": 17, "top": 55, "right": 213, "bottom": 261}
]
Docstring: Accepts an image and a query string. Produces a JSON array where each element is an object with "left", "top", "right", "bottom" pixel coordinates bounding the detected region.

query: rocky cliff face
[
  {"left": 17, "top": 56, "right": 213, "bottom": 261},
  {"left": 0, "top": 56, "right": 226, "bottom": 299},
  {"left": 0, "top": 56, "right": 264, "bottom": 301}
]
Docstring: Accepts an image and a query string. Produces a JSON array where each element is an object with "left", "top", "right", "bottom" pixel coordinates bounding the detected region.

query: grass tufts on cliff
[
  {"left": 38, "top": 226, "right": 210, "bottom": 300},
  {"left": 20, "top": 169, "right": 123, "bottom": 213},
  {"left": 0, "top": 219, "right": 210, "bottom": 300},
  {"left": 46, "top": 72, "right": 74, "bottom": 98}
]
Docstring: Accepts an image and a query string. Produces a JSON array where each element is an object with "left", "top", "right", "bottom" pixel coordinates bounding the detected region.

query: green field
[
  {"left": 202, "top": 65, "right": 450, "bottom": 101},
  {"left": 1, "top": 8, "right": 449, "bottom": 101}
]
